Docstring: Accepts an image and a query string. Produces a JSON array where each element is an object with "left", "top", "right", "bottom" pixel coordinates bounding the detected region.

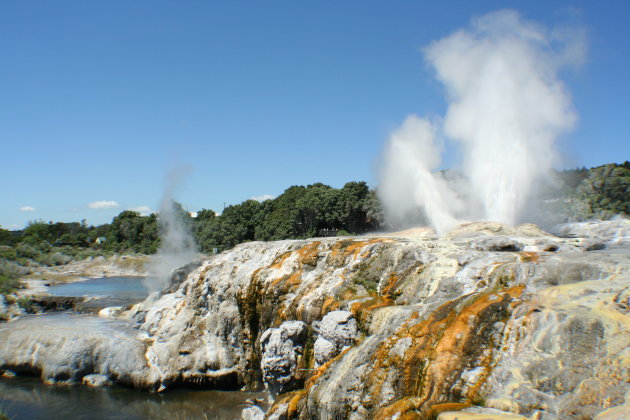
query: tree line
[
  {"left": 1, "top": 163, "right": 628, "bottom": 259},
  {"left": 0, "top": 181, "right": 382, "bottom": 257}
]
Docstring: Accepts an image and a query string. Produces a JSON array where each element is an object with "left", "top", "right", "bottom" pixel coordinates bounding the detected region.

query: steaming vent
[{"left": 378, "top": 10, "right": 586, "bottom": 234}]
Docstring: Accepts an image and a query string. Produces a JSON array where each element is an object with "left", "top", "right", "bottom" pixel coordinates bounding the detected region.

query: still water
[
  {"left": 49, "top": 276, "right": 151, "bottom": 300},
  {"left": 1, "top": 277, "right": 267, "bottom": 419},
  {"left": 0, "top": 376, "right": 266, "bottom": 420},
  {"left": 48, "top": 276, "right": 152, "bottom": 310}
]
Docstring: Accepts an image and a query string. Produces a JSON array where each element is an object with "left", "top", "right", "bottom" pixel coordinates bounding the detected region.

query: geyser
[
  {"left": 379, "top": 10, "right": 585, "bottom": 233},
  {"left": 146, "top": 167, "right": 198, "bottom": 292}
]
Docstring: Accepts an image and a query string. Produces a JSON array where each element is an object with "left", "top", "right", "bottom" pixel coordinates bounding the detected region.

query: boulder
[
  {"left": 314, "top": 310, "right": 357, "bottom": 366},
  {"left": 472, "top": 236, "right": 523, "bottom": 252},
  {"left": 260, "top": 320, "right": 307, "bottom": 396},
  {"left": 82, "top": 373, "right": 112, "bottom": 387},
  {"left": 241, "top": 405, "right": 265, "bottom": 420},
  {"left": 164, "top": 260, "right": 203, "bottom": 293}
]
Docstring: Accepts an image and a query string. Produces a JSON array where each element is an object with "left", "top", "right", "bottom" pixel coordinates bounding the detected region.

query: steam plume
[
  {"left": 379, "top": 10, "right": 585, "bottom": 233},
  {"left": 146, "top": 166, "right": 198, "bottom": 292}
]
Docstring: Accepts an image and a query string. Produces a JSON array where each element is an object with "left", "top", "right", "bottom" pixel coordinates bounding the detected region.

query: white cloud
[
  {"left": 19, "top": 206, "right": 36, "bottom": 212},
  {"left": 127, "top": 206, "right": 153, "bottom": 216},
  {"left": 250, "top": 194, "right": 275, "bottom": 202},
  {"left": 89, "top": 201, "right": 120, "bottom": 210},
  {"left": 189, "top": 212, "right": 198, "bottom": 218}
]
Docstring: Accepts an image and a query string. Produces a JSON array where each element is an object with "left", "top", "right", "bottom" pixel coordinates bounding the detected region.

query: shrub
[
  {"left": 16, "top": 297, "right": 35, "bottom": 313},
  {"left": 0, "top": 274, "right": 20, "bottom": 295},
  {"left": 36, "top": 251, "right": 72, "bottom": 266},
  {"left": 15, "top": 243, "right": 41, "bottom": 259},
  {"left": 0, "top": 260, "right": 28, "bottom": 279}
]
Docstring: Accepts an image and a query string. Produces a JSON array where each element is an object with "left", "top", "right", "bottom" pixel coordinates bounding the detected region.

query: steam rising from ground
[
  {"left": 379, "top": 10, "right": 585, "bottom": 233},
  {"left": 145, "top": 167, "right": 198, "bottom": 292}
]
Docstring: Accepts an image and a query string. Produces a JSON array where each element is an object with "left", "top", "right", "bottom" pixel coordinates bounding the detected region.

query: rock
[
  {"left": 447, "top": 221, "right": 551, "bottom": 239},
  {"left": 163, "top": 260, "right": 203, "bottom": 293},
  {"left": 241, "top": 405, "right": 265, "bottom": 420},
  {"left": 266, "top": 403, "right": 289, "bottom": 420},
  {"left": 594, "top": 389, "right": 630, "bottom": 420},
  {"left": 26, "top": 295, "right": 85, "bottom": 312},
  {"left": 98, "top": 306, "right": 124, "bottom": 319},
  {"left": 260, "top": 321, "right": 307, "bottom": 396},
  {"left": 582, "top": 239, "right": 606, "bottom": 251},
  {"left": 314, "top": 310, "right": 357, "bottom": 366},
  {"left": 472, "top": 236, "right": 523, "bottom": 252},
  {"left": 0, "top": 313, "right": 154, "bottom": 388},
  {"left": 438, "top": 406, "right": 529, "bottom": 419},
  {"left": 1, "top": 225, "right": 627, "bottom": 420},
  {"left": 558, "top": 219, "right": 630, "bottom": 245},
  {"left": 82, "top": 373, "right": 112, "bottom": 387},
  {"left": 313, "top": 337, "right": 337, "bottom": 365}
]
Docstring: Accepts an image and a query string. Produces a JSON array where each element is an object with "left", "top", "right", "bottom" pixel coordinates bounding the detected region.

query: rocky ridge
[{"left": 0, "top": 220, "right": 628, "bottom": 419}]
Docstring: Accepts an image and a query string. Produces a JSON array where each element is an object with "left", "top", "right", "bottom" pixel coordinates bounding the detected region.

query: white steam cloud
[
  {"left": 19, "top": 206, "right": 36, "bottom": 212},
  {"left": 379, "top": 10, "right": 585, "bottom": 233},
  {"left": 146, "top": 166, "right": 198, "bottom": 292}
]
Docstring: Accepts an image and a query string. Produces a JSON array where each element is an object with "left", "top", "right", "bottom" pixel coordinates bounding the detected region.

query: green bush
[
  {"left": 16, "top": 297, "right": 35, "bottom": 313},
  {"left": 0, "top": 260, "right": 28, "bottom": 280},
  {"left": 36, "top": 251, "right": 72, "bottom": 266},
  {"left": 15, "top": 243, "right": 41, "bottom": 259},
  {"left": 0, "top": 274, "right": 20, "bottom": 295}
]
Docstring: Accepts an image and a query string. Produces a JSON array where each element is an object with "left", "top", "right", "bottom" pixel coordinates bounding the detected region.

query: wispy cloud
[
  {"left": 250, "top": 194, "right": 275, "bottom": 202},
  {"left": 88, "top": 201, "right": 120, "bottom": 210},
  {"left": 19, "top": 206, "right": 36, "bottom": 212},
  {"left": 127, "top": 205, "right": 153, "bottom": 216}
]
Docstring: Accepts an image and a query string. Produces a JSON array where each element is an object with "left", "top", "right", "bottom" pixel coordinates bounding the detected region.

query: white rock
[
  {"left": 260, "top": 320, "right": 307, "bottom": 396},
  {"left": 314, "top": 310, "right": 357, "bottom": 365},
  {"left": 314, "top": 337, "right": 337, "bottom": 366},
  {"left": 82, "top": 373, "right": 112, "bottom": 387},
  {"left": 98, "top": 306, "right": 124, "bottom": 319},
  {"left": 241, "top": 405, "right": 265, "bottom": 420}
]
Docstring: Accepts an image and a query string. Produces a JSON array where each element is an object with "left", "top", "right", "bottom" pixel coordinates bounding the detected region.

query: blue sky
[{"left": 1, "top": 1, "right": 628, "bottom": 229}]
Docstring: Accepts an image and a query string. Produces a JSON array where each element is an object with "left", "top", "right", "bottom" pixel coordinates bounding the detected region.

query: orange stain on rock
[
  {"left": 519, "top": 251, "right": 540, "bottom": 263},
  {"left": 371, "top": 286, "right": 525, "bottom": 418},
  {"left": 381, "top": 272, "right": 400, "bottom": 297},
  {"left": 297, "top": 241, "right": 321, "bottom": 266},
  {"left": 330, "top": 238, "right": 388, "bottom": 265}
]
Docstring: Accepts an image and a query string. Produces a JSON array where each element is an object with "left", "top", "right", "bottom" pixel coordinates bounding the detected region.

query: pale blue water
[{"left": 49, "top": 277, "right": 151, "bottom": 299}]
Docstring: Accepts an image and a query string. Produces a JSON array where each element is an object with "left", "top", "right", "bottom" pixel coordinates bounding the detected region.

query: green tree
[
  {"left": 256, "top": 186, "right": 307, "bottom": 241},
  {"left": 572, "top": 162, "right": 630, "bottom": 220}
]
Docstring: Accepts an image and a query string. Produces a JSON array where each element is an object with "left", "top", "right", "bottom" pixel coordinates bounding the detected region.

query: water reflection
[{"left": 0, "top": 376, "right": 266, "bottom": 420}]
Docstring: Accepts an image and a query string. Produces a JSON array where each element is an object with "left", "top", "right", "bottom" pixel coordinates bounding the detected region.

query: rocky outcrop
[
  {"left": 313, "top": 311, "right": 357, "bottom": 366},
  {"left": 0, "top": 220, "right": 628, "bottom": 419},
  {"left": 0, "top": 314, "right": 152, "bottom": 387},
  {"left": 163, "top": 260, "right": 203, "bottom": 293},
  {"left": 260, "top": 321, "right": 308, "bottom": 396}
]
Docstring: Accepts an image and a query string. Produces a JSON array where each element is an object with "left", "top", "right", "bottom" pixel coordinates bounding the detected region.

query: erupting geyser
[
  {"left": 146, "top": 167, "right": 198, "bottom": 292},
  {"left": 379, "top": 10, "right": 586, "bottom": 233}
]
